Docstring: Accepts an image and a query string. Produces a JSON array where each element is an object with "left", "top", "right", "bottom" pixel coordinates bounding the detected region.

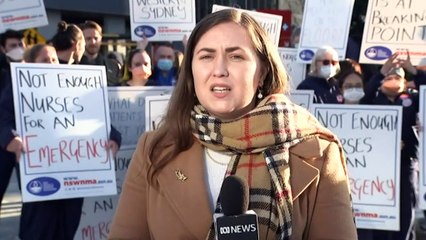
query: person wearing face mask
[
  {"left": 339, "top": 71, "right": 365, "bottom": 104},
  {"left": 0, "top": 29, "right": 26, "bottom": 91},
  {"left": 297, "top": 46, "right": 343, "bottom": 103},
  {"left": 120, "top": 49, "right": 154, "bottom": 86},
  {"left": 335, "top": 58, "right": 365, "bottom": 104},
  {"left": 150, "top": 42, "right": 178, "bottom": 86},
  {"left": 361, "top": 52, "right": 426, "bottom": 240},
  {"left": 0, "top": 29, "right": 26, "bottom": 217}
]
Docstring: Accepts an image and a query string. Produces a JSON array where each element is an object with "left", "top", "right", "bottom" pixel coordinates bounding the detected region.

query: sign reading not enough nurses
[{"left": 10, "top": 63, "right": 116, "bottom": 202}]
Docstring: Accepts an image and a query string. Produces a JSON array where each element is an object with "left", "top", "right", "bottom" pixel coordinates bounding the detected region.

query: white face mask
[
  {"left": 319, "top": 65, "right": 337, "bottom": 79},
  {"left": 343, "top": 88, "right": 365, "bottom": 102},
  {"left": 6, "top": 47, "right": 24, "bottom": 61}
]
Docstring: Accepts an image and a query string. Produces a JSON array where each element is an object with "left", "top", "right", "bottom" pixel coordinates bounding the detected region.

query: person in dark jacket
[
  {"left": 361, "top": 52, "right": 426, "bottom": 240},
  {"left": 0, "top": 29, "right": 26, "bottom": 213},
  {"left": 297, "top": 45, "right": 344, "bottom": 104}
]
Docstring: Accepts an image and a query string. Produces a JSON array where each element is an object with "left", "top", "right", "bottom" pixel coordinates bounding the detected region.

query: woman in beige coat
[{"left": 109, "top": 9, "right": 357, "bottom": 240}]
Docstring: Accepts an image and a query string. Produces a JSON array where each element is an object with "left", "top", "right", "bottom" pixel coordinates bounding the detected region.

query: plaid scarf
[{"left": 191, "top": 94, "right": 343, "bottom": 240}]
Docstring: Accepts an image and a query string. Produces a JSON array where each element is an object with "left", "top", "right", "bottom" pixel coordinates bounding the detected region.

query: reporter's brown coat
[{"left": 109, "top": 132, "right": 357, "bottom": 240}]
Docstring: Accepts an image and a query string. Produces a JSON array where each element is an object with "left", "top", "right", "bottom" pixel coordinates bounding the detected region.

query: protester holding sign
[
  {"left": 297, "top": 46, "right": 344, "bottom": 104},
  {"left": 0, "top": 44, "right": 120, "bottom": 240},
  {"left": 0, "top": 29, "right": 26, "bottom": 215},
  {"left": 110, "top": 9, "right": 356, "bottom": 240},
  {"left": 361, "top": 52, "right": 426, "bottom": 240}
]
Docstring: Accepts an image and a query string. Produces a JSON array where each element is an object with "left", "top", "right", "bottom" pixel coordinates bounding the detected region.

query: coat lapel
[
  {"left": 290, "top": 136, "right": 323, "bottom": 200},
  {"left": 156, "top": 140, "right": 213, "bottom": 239}
]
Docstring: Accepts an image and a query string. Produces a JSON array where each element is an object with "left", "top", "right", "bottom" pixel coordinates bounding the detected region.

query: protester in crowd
[
  {"left": 79, "top": 20, "right": 121, "bottom": 85},
  {"left": 120, "top": 48, "right": 153, "bottom": 86},
  {"left": 79, "top": 20, "right": 103, "bottom": 64},
  {"left": 0, "top": 29, "right": 26, "bottom": 91},
  {"left": 0, "top": 34, "right": 120, "bottom": 240},
  {"left": 109, "top": 9, "right": 357, "bottom": 240},
  {"left": 297, "top": 46, "right": 344, "bottom": 104},
  {"left": 51, "top": 21, "right": 86, "bottom": 65},
  {"left": 150, "top": 41, "right": 178, "bottom": 86},
  {"left": 0, "top": 29, "right": 26, "bottom": 213},
  {"left": 335, "top": 58, "right": 365, "bottom": 104},
  {"left": 361, "top": 52, "right": 426, "bottom": 240}
]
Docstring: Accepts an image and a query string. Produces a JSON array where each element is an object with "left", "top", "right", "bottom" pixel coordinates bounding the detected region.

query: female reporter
[{"left": 110, "top": 9, "right": 357, "bottom": 240}]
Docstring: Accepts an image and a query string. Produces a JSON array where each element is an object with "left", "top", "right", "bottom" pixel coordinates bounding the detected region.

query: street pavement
[
  {"left": 1, "top": 171, "right": 426, "bottom": 240},
  {"left": 0, "top": 171, "right": 20, "bottom": 240}
]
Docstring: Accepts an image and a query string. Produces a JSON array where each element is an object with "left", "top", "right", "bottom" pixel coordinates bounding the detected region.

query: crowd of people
[{"left": 0, "top": 6, "right": 425, "bottom": 240}]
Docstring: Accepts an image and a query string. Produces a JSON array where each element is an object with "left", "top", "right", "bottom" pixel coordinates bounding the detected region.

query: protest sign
[
  {"left": 278, "top": 47, "right": 306, "bottom": 89},
  {"left": 313, "top": 104, "right": 402, "bottom": 231},
  {"left": 75, "top": 148, "right": 133, "bottom": 240},
  {"left": 145, "top": 95, "right": 171, "bottom": 131},
  {"left": 297, "top": 0, "right": 354, "bottom": 63},
  {"left": 288, "top": 90, "right": 314, "bottom": 111},
  {"left": 107, "top": 86, "right": 173, "bottom": 148},
  {"left": 212, "top": 4, "right": 282, "bottom": 47},
  {"left": 129, "top": 0, "right": 196, "bottom": 41},
  {"left": 0, "top": 0, "right": 48, "bottom": 33},
  {"left": 359, "top": 0, "right": 426, "bottom": 65},
  {"left": 10, "top": 63, "right": 115, "bottom": 202},
  {"left": 419, "top": 86, "right": 426, "bottom": 209},
  {"left": 76, "top": 87, "right": 173, "bottom": 239}
]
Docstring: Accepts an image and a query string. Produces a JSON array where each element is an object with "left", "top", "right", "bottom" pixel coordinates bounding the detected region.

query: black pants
[
  {"left": 19, "top": 198, "right": 84, "bottom": 240},
  {"left": 0, "top": 149, "right": 17, "bottom": 207}
]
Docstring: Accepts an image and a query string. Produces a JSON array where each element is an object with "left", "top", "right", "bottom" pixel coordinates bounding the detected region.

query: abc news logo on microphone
[{"left": 214, "top": 210, "right": 259, "bottom": 240}]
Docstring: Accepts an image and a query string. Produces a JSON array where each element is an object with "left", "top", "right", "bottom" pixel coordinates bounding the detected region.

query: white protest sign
[
  {"left": 108, "top": 86, "right": 173, "bottom": 148},
  {"left": 297, "top": 0, "right": 354, "bottom": 63},
  {"left": 75, "top": 87, "right": 173, "bottom": 239},
  {"left": 129, "top": 0, "right": 196, "bottom": 41},
  {"left": 10, "top": 63, "right": 116, "bottom": 202},
  {"left": 313, "top": 104, "right": 402, "bottom": 231},
  {"left": 288, "top": 90, "right": 314, "bottom": 112},
  {"left": 359, "top": 0, "right": 426, "bottom": 65},
  {"left": 212, "top": 4, "right": 282, "bottom": 47},
  {"left": 278, "top": 48, "right": 306, "bottom": 89},
  {"left": 0, "top": 0, "right": 48, "bottom": 33},
  {"left": 145, "top": 95, "right": 172, "bottom": 131},
  {"left": 419, "top": 85, "right": 426, "bottom": 209},
  {"left": 75, "top": 148, "right": 133, "bottom": 240}
]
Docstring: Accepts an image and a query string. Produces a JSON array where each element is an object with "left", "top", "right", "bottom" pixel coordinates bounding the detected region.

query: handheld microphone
[{"left": 214, "top": 175, "right": 259, "bottom": 240}]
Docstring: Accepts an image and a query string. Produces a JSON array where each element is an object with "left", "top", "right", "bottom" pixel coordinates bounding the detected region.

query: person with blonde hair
[{"left": 109, "top": 9, "right": 356, "bottom": 240}]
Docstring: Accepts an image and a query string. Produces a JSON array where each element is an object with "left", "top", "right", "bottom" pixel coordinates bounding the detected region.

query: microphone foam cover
[{"left": 220, "top": 175, "right": 249, "bottom": 216}]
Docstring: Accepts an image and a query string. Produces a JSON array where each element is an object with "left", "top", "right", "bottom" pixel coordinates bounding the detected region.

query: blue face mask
[{"left": 157, "top": 59, "right": 174, "bottom": 71}]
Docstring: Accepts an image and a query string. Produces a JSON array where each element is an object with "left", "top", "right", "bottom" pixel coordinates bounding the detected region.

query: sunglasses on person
[{"left": 317, "top": 59, "right": 338, "bottom": 66}]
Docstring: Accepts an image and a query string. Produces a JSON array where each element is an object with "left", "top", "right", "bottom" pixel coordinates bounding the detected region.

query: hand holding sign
[{"left": 6, "top": 136, "right": 24, "bottom": 162}]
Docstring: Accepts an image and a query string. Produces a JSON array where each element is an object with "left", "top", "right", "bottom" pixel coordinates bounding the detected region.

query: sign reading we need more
[
  {"left": 10, "top": 63, "right": 116, "bottom": 202},
  {"left": 360, "top": 0, "right": 426, "bottom": 65},
  {"left": 129, "top": 0, "right": 196, "bottom": 41}
]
